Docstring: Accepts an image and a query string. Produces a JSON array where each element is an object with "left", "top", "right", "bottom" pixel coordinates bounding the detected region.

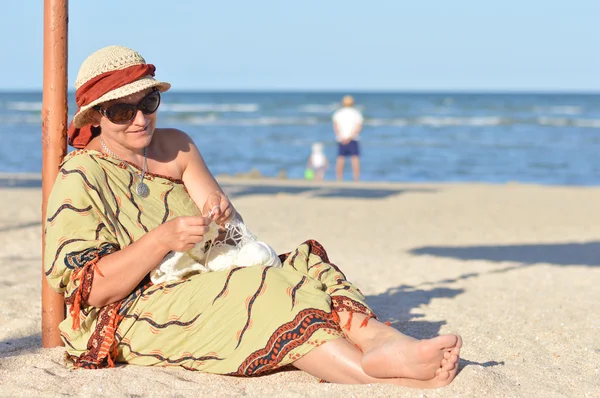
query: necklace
[{"left": 99, "top": 137, "right": 150, "bottom": 198}]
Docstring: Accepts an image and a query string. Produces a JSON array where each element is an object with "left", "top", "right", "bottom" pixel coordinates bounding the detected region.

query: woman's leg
[
  {"left": 292, "top": 338, "right": 460, "bottom": 388},
  {"left": 335, "top": 311, "right": 462, "bottom": 380}
]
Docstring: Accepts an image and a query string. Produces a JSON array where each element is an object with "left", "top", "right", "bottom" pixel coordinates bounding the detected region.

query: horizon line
[{"left": 1, "top": 88, "right": 600, "bottom": 95}]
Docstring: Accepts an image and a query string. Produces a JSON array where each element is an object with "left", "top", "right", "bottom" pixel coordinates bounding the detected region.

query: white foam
[
  {"left": 6, "top": 101, "right": 43, "bottom": 112},
  {"left": 537, "top": 117, "right": 600, "bottom": 128},
  {"left": 160, "top": 103, "right": 259, "bottom": 113},
  {"left": 418, "top": 116, "right": 505, "bottom": 127},
  {"left": 573, "top": 118, "right": 600, "bottom": 128},
  {"left": 365, "top": 116, "right": 505, "bottom": 127},
  {"left": 0, "top": 115, "right": 41, "bottom": 124},
  {"left": 533, "top": 106, "right": 582, "bottom": 115},
  {"left": 538, "top": 117, "right": 569, "bottom": 127},
  {"left": 365, "top": 118, "right": 409, "bottom": 127},
  {"left": 298, "top": 103, "right": 338, "bottom": 113},
  {"left": 177, "top": 116, "right": 320, "bottom": 126}
]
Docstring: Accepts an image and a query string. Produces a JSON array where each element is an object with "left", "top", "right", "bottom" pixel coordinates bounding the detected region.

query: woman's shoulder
[
  {"left": 153, "top": 128, "right": 195, "bottom": 150},
  {"left": 61, "top": 149, "right": 104, "bottom": 169},
  {"left": 57, "top": 150, "right": 116, "bottom": 185},
  {"left": 150, "top": 128, "right": 200, "bottom": 178},
  {"left": 155, "top": 127, "right": 192, "bottom": 140},
  {"left": 153, "top": 128, "right": 199, "bottom": 157},
  {"left": 49, "top": 150, "right": 107, "bottom": 196}
]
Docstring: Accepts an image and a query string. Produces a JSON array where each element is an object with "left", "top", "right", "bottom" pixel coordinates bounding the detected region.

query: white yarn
[
  {"left": 150, "top": 221, "right": 218, "bottom": 284},
  {"left": 150, "top": 251, "right": 209, "bottom": 284},
  {"left": 151, "top": 218, "right": 281, "bottom": 284},
  {"left": 236, "top": 241, "right": 281, "bottom": 268},
  {"left": 204, "top": 244, "right": 240, "bottom": 272}
]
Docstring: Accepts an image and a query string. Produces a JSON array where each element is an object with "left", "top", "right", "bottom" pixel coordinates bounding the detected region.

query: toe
[
  {"left": 453, "top": 336, "right": 463, "bottom": 352},
  {"left": 440, "top": 358, "right": 456, "bottom": 371},
  {"left": 436, "top": 370, "right": 450, "bottom": 381}
]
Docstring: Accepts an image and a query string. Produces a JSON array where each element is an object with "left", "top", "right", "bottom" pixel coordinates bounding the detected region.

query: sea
[{"left": 1, "top": 91, "right": 599, "bottom": 185}]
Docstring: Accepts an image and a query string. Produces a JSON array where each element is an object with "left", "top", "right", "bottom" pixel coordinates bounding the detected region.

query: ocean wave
[
  {"left": 0, "top": 114, "right": 41, "bottom": 124},
  {"left": 533, "top": 105, "right": 582, "bottom": 115},
  {"left": 365, "top": 118, "right": 409, "bottom": 127},
  {"left": 297, "top": 104, "right": 338, "bottom": 113},
  {"left": 538, "top": 117, "right": 600, "bottom": 128},
  {"left": 366, "top": 116, "right": 506, "bottom": 127},
  {"left": 160, "top": 103, "right": 259, "bottom": 113},
  {"left": 6, "top": 101, "right": 43, "bottom": 112},
  {"left": 166, "top": 113, "right": 600, "bottom": 128},
  {"left": 170, "top": 116, "right": 320, "bottom": 126}
]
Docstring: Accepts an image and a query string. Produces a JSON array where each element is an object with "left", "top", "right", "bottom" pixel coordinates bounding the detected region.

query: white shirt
[
  {"left": 332, "top": 107, "right": 364, "bottom": 142},
  {"left": 310, "top": 152, "right": 327, "bottom": 168}
]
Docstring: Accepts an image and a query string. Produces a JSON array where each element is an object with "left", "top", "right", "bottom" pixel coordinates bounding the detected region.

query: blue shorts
[{"left": 338, "top": 140, "right": 360, "bottom": 157}]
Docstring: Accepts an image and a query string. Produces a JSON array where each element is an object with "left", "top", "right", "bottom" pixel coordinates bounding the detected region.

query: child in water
[{"left": 306, "top": 142, "right": 329, "bottom": 181}]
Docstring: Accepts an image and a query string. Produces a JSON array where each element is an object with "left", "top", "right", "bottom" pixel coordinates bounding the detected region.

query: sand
[{"left": 1, "top": 176, "right": 599, "bottom": 397}]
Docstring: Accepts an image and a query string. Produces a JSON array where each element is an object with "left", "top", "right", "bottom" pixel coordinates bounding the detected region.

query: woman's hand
[
  {"left": 154, "top": 216, "right": 213, "bottom": 252},
  {"left": 203, "top": 191, "right": 236, "bottom": 226}
]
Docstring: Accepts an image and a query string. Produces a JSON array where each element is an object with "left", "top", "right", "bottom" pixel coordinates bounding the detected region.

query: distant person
[
  {"left": 305, "top": 142, "right": 329, "bottom": 181},
  {"left": 332, "top": 95, "right": 363, "bottom": 181}
]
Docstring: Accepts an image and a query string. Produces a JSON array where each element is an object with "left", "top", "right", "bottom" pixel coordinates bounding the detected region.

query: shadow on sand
[
  {"left": 365, "top": 284, "right": 504, "bottom": 373},
  {"left": 0, "top": 176, "right": 435, "bottom": 200},
  {"left": 0, "top": 334, "right": 42, "bottom": 359},
  {"left": 0, "top": 177, "right": 42, "bottom": 188},
  {"left": 221, "top": 182, "right": 436, "bottom": 200},
  {"left": 393, "top": 240, "right": 600, "bottom": 372},
  {"left": 410, "top": 241, "right": 600, "bottom": 267},
  {"left": 366, "top": 285, "right": 464, "bottom": 338},
  {"left": 0, "top": 221, "right": 41, "bottom": 233}
]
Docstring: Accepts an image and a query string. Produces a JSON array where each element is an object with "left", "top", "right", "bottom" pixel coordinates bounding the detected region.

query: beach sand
[{"left": 1, "top": 177, "right": 599, "bottom": 397}]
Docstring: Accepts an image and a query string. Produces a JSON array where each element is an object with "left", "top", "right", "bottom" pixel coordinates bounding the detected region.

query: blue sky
[{"left": 1, "top": 1, "right": 599, "bottom": 92}]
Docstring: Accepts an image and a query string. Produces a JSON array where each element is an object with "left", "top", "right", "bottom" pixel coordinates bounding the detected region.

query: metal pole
[{"left": 41, "top": 0, "right": 68, "bottom": 348}]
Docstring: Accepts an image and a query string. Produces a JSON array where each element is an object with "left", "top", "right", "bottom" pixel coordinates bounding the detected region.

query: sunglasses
[{"left": 94, "top": 89, "right": 161, "bottom": 124}]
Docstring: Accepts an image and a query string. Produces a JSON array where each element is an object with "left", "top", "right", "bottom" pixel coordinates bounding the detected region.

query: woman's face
[{"left": 93, "top": 88, "right": 158, "bottom": 150}]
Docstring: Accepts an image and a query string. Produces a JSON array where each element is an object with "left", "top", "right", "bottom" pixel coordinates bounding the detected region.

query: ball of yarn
[
  {"left": 205, "top": 244, "right": 240, "bottom": 272},
  {"left": 236, "top": 241, "right": 282, "bottom": 268}
]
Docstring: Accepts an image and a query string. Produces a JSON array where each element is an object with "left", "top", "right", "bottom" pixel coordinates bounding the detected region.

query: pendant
[{"left": 136, "top": 182, "right": 150, "bottom": 198}]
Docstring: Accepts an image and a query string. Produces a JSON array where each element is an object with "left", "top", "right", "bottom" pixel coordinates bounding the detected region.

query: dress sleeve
[{"left": 44, "top": 160, "right": 120, "bottom": 304}]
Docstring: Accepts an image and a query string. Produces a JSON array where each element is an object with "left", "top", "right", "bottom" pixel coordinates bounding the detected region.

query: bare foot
[
  {"left": 392, "top": 354, "right": 461, "bottom": 389},
  {"left": 362, "top": 334, "right": 462, "bottom": 381}
]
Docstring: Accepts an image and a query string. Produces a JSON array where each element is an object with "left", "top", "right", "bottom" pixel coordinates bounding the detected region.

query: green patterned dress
[{"left": 44, "top": 150, "right": 375, "bottom": 374}]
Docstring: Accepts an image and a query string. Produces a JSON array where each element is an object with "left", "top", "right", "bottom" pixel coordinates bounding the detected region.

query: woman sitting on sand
[{"left": 44, "top": 45, "right": 461, "bottom": 388}]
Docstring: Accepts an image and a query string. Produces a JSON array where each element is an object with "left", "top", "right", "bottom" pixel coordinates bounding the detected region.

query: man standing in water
[{"left": 332, "top": 95, "right": 364, "bottom": 181}]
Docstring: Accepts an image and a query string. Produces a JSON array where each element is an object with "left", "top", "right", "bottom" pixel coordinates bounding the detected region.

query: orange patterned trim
[
  {"left": 68, "top": 301, "right": 123, "bottom": 369},
  {"left": 66, "top": 253, "right": 102, "bottom": 330},
  {"left": 64, "top": 245, "right": 125, "bottom": 369},
  {"left": 331, "top": 296, "right": 376, "bottom": 331}
]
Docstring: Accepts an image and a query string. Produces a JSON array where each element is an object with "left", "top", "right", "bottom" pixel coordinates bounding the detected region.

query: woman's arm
[
  {"left": 177, "top": 131, "right": 239, "bottom": 222},
  {"left": 88, "top": 215, "right": 212, "bottom": 307},
  {"left": 87, "top": 231, "right": 169, "bottom": 307}
]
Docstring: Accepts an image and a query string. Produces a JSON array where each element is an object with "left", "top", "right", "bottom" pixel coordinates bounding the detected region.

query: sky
[{"left": 1, "top": 0, "right": 599, "bottom": 92}]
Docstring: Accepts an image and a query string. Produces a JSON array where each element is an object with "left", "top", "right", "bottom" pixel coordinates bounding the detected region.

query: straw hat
[
  {"left": 72, "top": 45, "right": 171, "bottom": 128},
  {"left": 342, "top": 95, "right": 355, "bottom": 107}
]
